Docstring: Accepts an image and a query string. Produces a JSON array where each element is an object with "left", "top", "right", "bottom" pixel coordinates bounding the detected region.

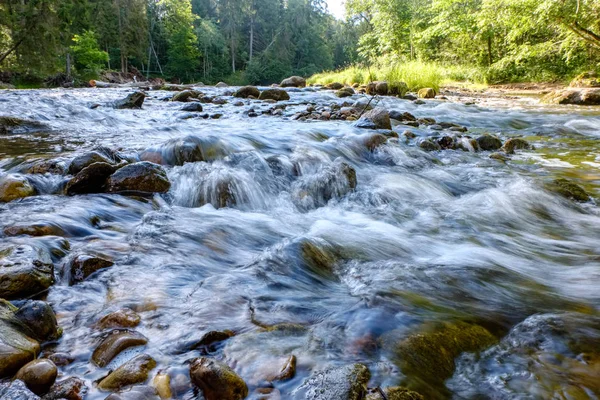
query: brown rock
[
  {"left": 259, "top": 89, "right": 290, "bottom": 101},
  {"left": 0, "top": 244, "right": 54, "bottom": 299},
  {"left": 417, "top": 88, "right": 436, "bottom": 98},
  {"left": 97, "top": 308, "right": 141, "bottom": 329},
  {"left": 106, "top": 162, "right": 170, "bottom": 194},
  {"left": 189, "top": 357, "right": 248, "bottom": 400},
  {"left": 43, "top": 377, "right": 86, "bottom": 400},
  {"left": 269, "top": 355, "right": 296, "bottom": 382},
  {"left": 0, "top": 174, "right": 35, "bottom": 202},
  {"left": 15, "top": 359, "right": 58, "bottom": 395},
  {"left": 98, "top": 354, "right": 156, "bottom": 391},
  {"left": 234, "top": 86, "right": 260, "bottom": 99},
  {"left": 92, "top": 331, "right": 148, "bottom": 367},
  {"left": 67, "top": 254, "right": 114, "bottom": 285}
]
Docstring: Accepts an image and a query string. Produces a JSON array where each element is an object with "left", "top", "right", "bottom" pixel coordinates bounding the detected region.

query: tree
[{"left": 70, "top": 30, "right": 109, "bottom": 75}]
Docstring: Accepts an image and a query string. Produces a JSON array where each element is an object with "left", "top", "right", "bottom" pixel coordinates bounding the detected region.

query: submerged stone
[
  {"left": 546, "top": 178, "right": 590, "bottom": 202},
  {"left": 97, "top": 308, "right": 141, "bottom": 329},
  {"left": 98, "top": 354, "right": 156, "bottom": 391},
  {"left": 0, "top": 380, "right": 39, "bottom": 399},
  {"left": 92, "top": 330, "right": 148, "bottom": 367},
  {"left": 67, "top": 254, "right": 114, "bottom": 285},
  {"left": 189, "top": 357, "right": 248, "bottom": 400},
  {"left": 140, "top": 135, "right": 228, "bottom": 166},
  {"left": 303, "top": 363, "right": 370, "bottom": 400}
]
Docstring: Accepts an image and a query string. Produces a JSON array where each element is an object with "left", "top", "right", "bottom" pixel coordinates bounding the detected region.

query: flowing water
[{"left": 1, "top": 86, "right": 600, "bottom": 399}]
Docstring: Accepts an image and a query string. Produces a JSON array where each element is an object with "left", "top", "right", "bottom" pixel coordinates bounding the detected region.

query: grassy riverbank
[{"left": 308, "top": 62, "right": 490, "bottom": 91}]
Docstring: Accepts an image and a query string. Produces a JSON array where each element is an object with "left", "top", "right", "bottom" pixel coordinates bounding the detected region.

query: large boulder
[
  {"left": 114, "top": 92, "right": 145, "bottom": 109},
  {"left": 541, "top": 88, "right": 600, "bottom": 105},
  {"left": 0, "top": 244, "right": 54, "bottom": 299},
  {"left": 281, "top": 76, "right": 306, "bottom": 88},
  {"left": 234, "top": 86, "right": 260, "bottom": 99},
  {"left": 259, "top": 89, "right": 290, "bottom": 101},
  {"left": 98, "top": 354, "right": 156, "bottom": 391},
  {"left": 171, "top": 90, "right": 202, "bottom": 102},
  {"left": 0, "top": 303, "right": 41, "bottom": 377},
  {"left": 189, "top": 357, "right": 248, "bottom": 400},
  {"left": 140, "top": 135, "right": 228, "bottom": 166},
  {"left": 0, "top": 174, "right": 35, "bottom": 202},
  {"left": 106, "top": 162, "right": 170, "bottom": 194},
  {"left": 354, "top": 108, "right": 392, "bottom": 130},
  {"left": 335, "top": 87, "right": 355, "bottom": 98},
  {"left": 15, "top": 359, "right": 58, "bottom": 395},
  {"left": 303, "top": 363, "right": 370, "bottom": 400}
]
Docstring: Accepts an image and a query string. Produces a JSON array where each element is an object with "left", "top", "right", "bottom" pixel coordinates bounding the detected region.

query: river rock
[
  {"left": 43, "top": 377, "right": 86, "bottom": 400},
  {"left": 98, "top": 308, "right": 141, "bottom": 329},
  {"left": 114, "top": 92, "right": 145, "bottom": 109},
  {"left": 67, "top": 254, "right": 114, "bottom": 285},
  {"left": 336, "top": 87, "right": 355, "bottom": 98},
  {"left": 14, "top": 300, "right": 60, "bottom": 341},
  {"left": 15, "top": 359, "right": 58, "bottom": 395},
  {"left": 366, "top": 81, "right": 388, "bottom": 96},
  {"left": 292, "top": 161, "right": 357, "bottom": 209},
  {"left": 259, "top": 89, "right": 290, "bottom": 101},
  {"left": 106, "top": 162, "right": 170, "bottom": 194},
  {"left": 355, "top": 108, "right": 391, "bottom": 130},
  {"left": 105, "top": 386, "right": 160, "bottom": 400},
  {"left": 0, "top": 243, "right": 54, "bottom": 299},
  {"left": 388, "top": 321, "right": 496, "bottom": 396},
  {"left": 363, "top": 133, "right": 388, "bottom": 151},
  {"left": 366, "top": 387, "right": 424, "bottom": 400},
  {"left": 0, "top": 303, "right": 40, "bottom": 377},
  {"left": 185, "top": 330, "right": 235, "bottom": 352},
  {"left": 418, "top": 88, "right": 436, "bottom": 98},
  {"left": 68, "top": 150, "right": 119, "bottom": 175},
  {"left": 92, "top": 330, "right": 148, "bottom": 367},
  {"left": 65, "top": 162, "right": 119, "bottom": 195},
  {"left": 46, "top": 352, "right": 74, "bottom": 366},
  {"left": 140, "top": 135, "right": 228, "bottom": 166},
  {"left": 418, "top": 139, "right": 441, "bottom": 152},
  {"left": 569, "top": 71, "right": 600, "bottom": 88},
  {"left": 153, "top": 373, "right": 172, "bottom": 399},
  {"left": 281, "top": 76, "right": 306, "bottom": 88},
  {"left": 180, "top": 103, "right": 203, "bottom": 112},
  {"left": 98, "top": 354, "right": 156, "bottom": 391},
  {"left": 216, "top": 82, "right": 229, "bottom": 87},
  {"left": 0, "top": 116, "right": 46, "bottom": 135},
  {"left": 476, "top": 134, "right": 503, "bottom": 151},
  {"left": 27, "top": 159, "right": 67, "bottom": 175},
  {"left": 269, "top": 354, "right": 296, "bottom": 382},
  {"left": 303, "top": 363, "right": 370, "bottom": 400},
  {"left": 171, "top": 90, "right": 202, "bottom": 102},
  {"left": 502, "top": 138, "right": 531, "bottom": 154},
  {"left": 234, "top": 86, "right": 260, "bottom": 99},
  {"left": 0, "top": 174, "right": 35, "bottom": 202},
  {"left": 546, "top": 178, "right": 590, "bottom": 202},
  {"left": 0, "top": 380, "right": 40, "bottom": 399},
  {"left": 189, "top": 357, "right": 248, "bottom": 400},
  {"left": 326, "top": 82, "right": 344, "bottom": 90},
  {"left": 541, "top": 88, "right": 600, "bottom": 105}
]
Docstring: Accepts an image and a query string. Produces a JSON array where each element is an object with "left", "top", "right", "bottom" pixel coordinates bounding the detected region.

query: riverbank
[{"left": 0, "top": 83, "right": 599, "bottom": 399}]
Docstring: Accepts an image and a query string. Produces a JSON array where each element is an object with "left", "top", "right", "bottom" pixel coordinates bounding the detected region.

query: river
[{"left": 1, "top": 86, "right": 599, "bottom": 399}]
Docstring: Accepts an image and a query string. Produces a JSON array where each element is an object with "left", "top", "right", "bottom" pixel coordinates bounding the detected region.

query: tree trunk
[
  {"left": 487, "top": 35, "right": 493, "bottom": 65},
  {"left": 66, "top": 53, "right": 72, "bottom": 77},
  {"left": 0, "top": 37, "right": 25, "bottom": 64},
  {"left": 231, "top": 30, "right": 236, "bottom": 73},
  {"left": 249, "top": 16, "right": 254, "bottom": 62}
]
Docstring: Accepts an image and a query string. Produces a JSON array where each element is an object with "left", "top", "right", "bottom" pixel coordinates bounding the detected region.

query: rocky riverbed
[{"left": 0, "top": 83, "right": 599, "bottom": 399}]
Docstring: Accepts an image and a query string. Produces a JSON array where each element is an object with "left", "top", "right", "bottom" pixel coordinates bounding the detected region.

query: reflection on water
[{"left": 0, "top": 87, "right": 599, "bottom": 399}]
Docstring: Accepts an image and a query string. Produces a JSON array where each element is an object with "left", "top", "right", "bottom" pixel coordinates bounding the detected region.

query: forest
[{"left": 0, "top": 0, "right": 599, "bottom": 86}]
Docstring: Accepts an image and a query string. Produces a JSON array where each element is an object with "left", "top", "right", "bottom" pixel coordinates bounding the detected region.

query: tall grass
[{"left": 308, "top": 61, "right": 487, "bottom": 91}]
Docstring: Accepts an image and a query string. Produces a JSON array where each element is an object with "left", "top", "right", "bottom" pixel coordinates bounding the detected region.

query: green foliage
[{"left": 70, "top": 31, "right": 109, "bottom": 75}]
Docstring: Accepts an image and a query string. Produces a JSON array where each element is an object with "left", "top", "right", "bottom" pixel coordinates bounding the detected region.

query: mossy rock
[
  {"left": 502, "top": 138, "right": 531, "bottom": 154},
  {"left": 0, "top": 175, "right": 35, "bottom": 202},
  {"left": 0, "top": 307, "right": 40, "bottom": 377},
  {"left": 390, "top": 321, "right": 496, "bottom": 398},
  {"left": 569, "top": 71, "right": 600, "bottom": 88},
  {"left": 259, "top": 89, "right": 290, "bottom": 101},
  {"left": 417, "top": 88, "right": 436, "bottom": 99},
  {"left": 0, "top": 244, "right": 54, "bottom": 299},
  {"left": 326, "top": 82, "right": 344, "bottom": 90},
  {"left": 476, "top": 135, "right": 503, "bottom": 151},
  {"left": 171, "top": 90, "right": 202, "bottom": 102},
  {"left": 98, "top": 354, "right": 156, "bottom": 391},
  {"left": 546, "top": 178, "right": 590, "bottom": 202},
  {"left": 234, "top": 86, "right": 260, "bottom": 99},
  {"left": 336, "top": 87, "right": 355, "bottom": 98},
  {"left": 366, "top": 386, "right": 424, "bottom": 400},
  {"left": 189, "top": 357, "right": 248, "bottom": 400},
  {"left": 0, "top": 117, "right": 46, "bottom": 135}
]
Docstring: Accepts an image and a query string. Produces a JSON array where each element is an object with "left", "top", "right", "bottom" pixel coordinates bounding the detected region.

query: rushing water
[{"left": 1, "top": 86, "right": 600, "bottom": 399}]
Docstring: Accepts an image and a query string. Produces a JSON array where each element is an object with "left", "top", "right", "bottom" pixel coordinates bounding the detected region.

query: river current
[{"left": 1, "top": 86, "right": 599, "bottom": 399}]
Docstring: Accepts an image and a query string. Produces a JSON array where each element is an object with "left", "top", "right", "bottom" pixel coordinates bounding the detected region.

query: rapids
[{"left": 1, "top": 86, "right": 599, "bottom": 399}]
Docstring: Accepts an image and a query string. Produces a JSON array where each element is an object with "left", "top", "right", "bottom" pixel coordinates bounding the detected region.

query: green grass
[{"left": 308, "top": 61, "right": 487, "bottom": 91}]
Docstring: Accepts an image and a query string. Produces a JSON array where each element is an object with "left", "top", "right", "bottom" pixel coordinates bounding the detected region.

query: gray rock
[
  {"left": 476, "top": 135, "right": 503, "bottom": 151},
  {"left": 114, "top": 92, "right": 145, "bottom": 109},
  {"left": 303, "top": 363, "right": 370, "bottom": 400},
  {"left": 354, "top": 108, "right": 391, "bottom": 130},
  {"left": 106, "top": 162, "right": 170, "bottom": 194},
  {"left": 0, "top": 380, "right": 40, "bottom": 400}
]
